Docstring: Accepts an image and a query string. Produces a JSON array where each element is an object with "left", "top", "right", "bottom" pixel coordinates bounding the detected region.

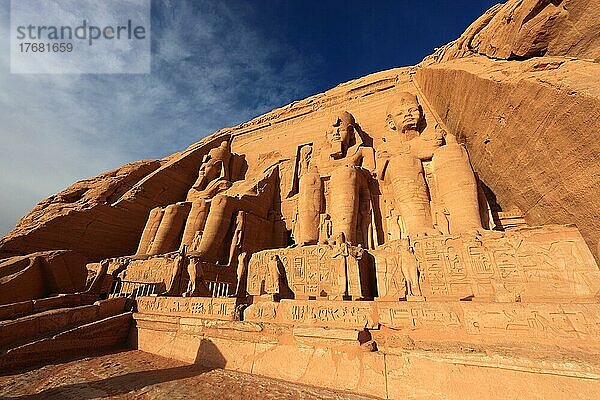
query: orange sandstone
[{"left": 1, "top": 1, "right": 600, "bottom": 399}]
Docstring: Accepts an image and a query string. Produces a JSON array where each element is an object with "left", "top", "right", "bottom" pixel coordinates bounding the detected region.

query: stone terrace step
[
  {"left": 0, "top": 312, "right": 133, "bottom": 372},
  {"left": 0, "top": 297, "right": 126, "bottom": 351},
  {"left": 0, "top": 293, "right": 99, "bottom": 321}
]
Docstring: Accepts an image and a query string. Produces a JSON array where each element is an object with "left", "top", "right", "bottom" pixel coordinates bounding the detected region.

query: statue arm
[
  {"left": 361, "top": 147, "right": 376, "bottom": 174},
  {"left": 375, "top": 147, "right": 389, "bottom": 180},
  {"left": 409, "top": 132, "right": 443, "bottom": 160}
]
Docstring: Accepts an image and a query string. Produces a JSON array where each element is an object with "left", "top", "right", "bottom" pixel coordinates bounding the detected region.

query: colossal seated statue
[
  {"left": 377, "top": 92, "right": 441, "bottom": 238},
  {"left": 431, "top": 131, "right": 483, "bottom": 234},
  {"left": 136, "top": 137, "right": 280, "bottom": 269},
  {"left": 191, "top": 163, "right": 280, "bottom": 263},
  {"left": 295, "top": 111, "right": 376, "bottom": 247},
  {"left": 377, "top": 92, "right": 482, "bottom": 239},
  {"left": 136, "top": 141, "right": 233, "bottom": 256},
  {"left": 180, "top": 140, "right": 233, "bottom": 249},
  {"left": 113, "top": 91, "right": 599, "bottom": 310}
]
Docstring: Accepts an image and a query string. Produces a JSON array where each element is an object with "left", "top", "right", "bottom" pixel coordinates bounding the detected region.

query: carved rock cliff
[
  {"left": 425, "top": 0, "right": 600, "bottom": 63},
  {"left": 416, "top": 0, "right": 600, "bottom": 260},
  {"left": 1, "top": 0, "right": 599, "bottom": 264}
]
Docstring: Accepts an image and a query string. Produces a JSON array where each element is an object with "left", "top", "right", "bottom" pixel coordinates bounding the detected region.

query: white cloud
[{"left": 0, "top": 0, "right": 320, "bottom": 236}]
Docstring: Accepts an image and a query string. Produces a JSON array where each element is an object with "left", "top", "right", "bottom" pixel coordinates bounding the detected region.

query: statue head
[
  {"left": 328, "top": 111, "right": 356, "bottom": 159},
  {"left": 196, "top": 141, "right": 231, "bottom": 188},
  {"left": 206, "top": 141, "right": 231, "bottom": 164},
  {"left": 386, "top": 92, "right": 422, "bottom": 133}
]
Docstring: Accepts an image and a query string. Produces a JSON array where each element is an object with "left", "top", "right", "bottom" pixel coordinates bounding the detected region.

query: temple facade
[{"left": 2, "top": 1, "right": 600, "bottom": 397}]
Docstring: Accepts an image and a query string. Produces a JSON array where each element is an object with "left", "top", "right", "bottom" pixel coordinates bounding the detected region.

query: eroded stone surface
[
  {"left": 0, "top": 250, "right": 87, "bottom": 305},
  {"left": 0, "top": 1, "right": 600, "bottom": 398},
  {"left": 416, "top": 57, "right": 600, "bottom": 262},
  {"left": 425, "top": 0, "right": 600, "bottom": 62}
]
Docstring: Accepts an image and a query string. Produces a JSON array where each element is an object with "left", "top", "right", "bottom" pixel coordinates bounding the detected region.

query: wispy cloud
[{"left": 0, "top": 0, "right": 321, "bottom": 236}]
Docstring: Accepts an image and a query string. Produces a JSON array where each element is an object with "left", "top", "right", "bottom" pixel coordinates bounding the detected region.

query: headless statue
[
  {"left": 432, "top": 131, "right": 483, "bottom": 234},
  {"left": 136, "top": 141, "right": 233, "bottom": 256},
  {"left": 193, "top": 164, "right": 280, "bottom": 263}
]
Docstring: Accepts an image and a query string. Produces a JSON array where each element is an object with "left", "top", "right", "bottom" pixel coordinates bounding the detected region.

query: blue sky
[{"left": 0, "top": 0, "right": 498, "bottom": 236}]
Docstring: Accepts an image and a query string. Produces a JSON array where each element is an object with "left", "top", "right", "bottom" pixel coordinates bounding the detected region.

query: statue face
[
  {"left": 199, "top": 157, "right": 216, "bottom": 177},
  {"left": 330, "top": 122, "right": 351, "bottom": 147},
  {"left": 388, "top": 101, "right": 421, "bottom": 132},
  {"left": 328, "top": 113, "right": 355, "bottom": 159},
  {"left": 194, "top": 156, "right": 220, "bottom": 190}
]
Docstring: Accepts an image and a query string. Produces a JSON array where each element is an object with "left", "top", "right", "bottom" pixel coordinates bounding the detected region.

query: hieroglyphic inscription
[
  {"left": 247, "top": 246, "right": 345, "bottom": 298},
  {"left": 464, "top": 304, "right": 600, "bottom": 340},
  {"left": 378, "top": 303, "right": 462, "bottom": 329},
  {"left": 232, "top": 76, "right": 398, "bottom": 138},
  {"left": 243, "top": 299, "right": 600, "bottom": 341},
  {"left": 122, "top": 258, "right": 178, "bottom": 284},
  {"left": 378, "top": 302, "right": 600, "bottom": 341},
  {"left": 136, "top": 296, "right": 237, "bottom": 320},
  {"left": 411, "top": 227, "right": 600, "bottom": 301},
  {"left": 244, "top": 300, "right": 376, "bottom": 329}
]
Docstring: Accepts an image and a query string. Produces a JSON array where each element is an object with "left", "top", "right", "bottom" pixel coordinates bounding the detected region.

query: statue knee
[
  {"left": 212, "top": 194, "right": 228, "bottom": 208},
  {"left": 149, "top": 206, "right": 162, "bottom": 214},
  {"left": 333, "top": 165, "right": 356, "bottom": 181},
  {"left": 163, "top": 204, "right": 179, "bottom": 216}
]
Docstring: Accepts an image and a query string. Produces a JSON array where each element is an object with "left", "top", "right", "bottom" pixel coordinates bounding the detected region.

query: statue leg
[
  {"left": 357, "top": 177, "right": 372, "bottom": 247},
  {"left": 148, "top": 203, "right": 192, "bottom": 255},
  {"left": 297, "top": 171, "right": 322, "bottom": 245},
  {"left": 330, "top": 166, "right": 360, "bottom": 244},
  {"left": 432, "top": 144, "right": 482, "bottom": 234},
  {"left": 196, "top": 194, "right": 236, "bottom": 262},
  {"left": 136, "top": 207, "right": 164, "bottom": 255},
  {"left": 389, "top": 155, "right": 435, "bottom": 238},
  {"left": 180, "top": 200, "right": 210, "bottom": 250}
]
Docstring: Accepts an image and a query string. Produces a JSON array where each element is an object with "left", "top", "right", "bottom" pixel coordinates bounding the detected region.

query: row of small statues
[
  {"left": 87, "top": 236, "right": 424, "bottom": 302},
  {"left": 244, "top": 233, "right": 424, "bottom": 302}
]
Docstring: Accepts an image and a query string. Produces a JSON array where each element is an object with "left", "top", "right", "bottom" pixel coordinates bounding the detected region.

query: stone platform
[{"left": 132, "top": 296, "right": 600, "bottom": 400}]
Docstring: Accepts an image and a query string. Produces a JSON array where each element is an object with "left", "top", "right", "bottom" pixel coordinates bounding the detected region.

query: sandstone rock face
[
  {"left": 416, "top": 56, "right": 600, "bottom": 261},
  {"left": 0, "top": 135, "right": 229, "bottom": 261},
  {"left": 0, "top": 250, "right": 87, "bottom": 305},
  {"left": 428, "top": 0, "right": 600, "bottom": 62},
  {"left": 0, "top": 160, "right": 160, "bottom": 261},
  {"left": 1, "top": 2, "right": 599, "bottom": 397}
]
